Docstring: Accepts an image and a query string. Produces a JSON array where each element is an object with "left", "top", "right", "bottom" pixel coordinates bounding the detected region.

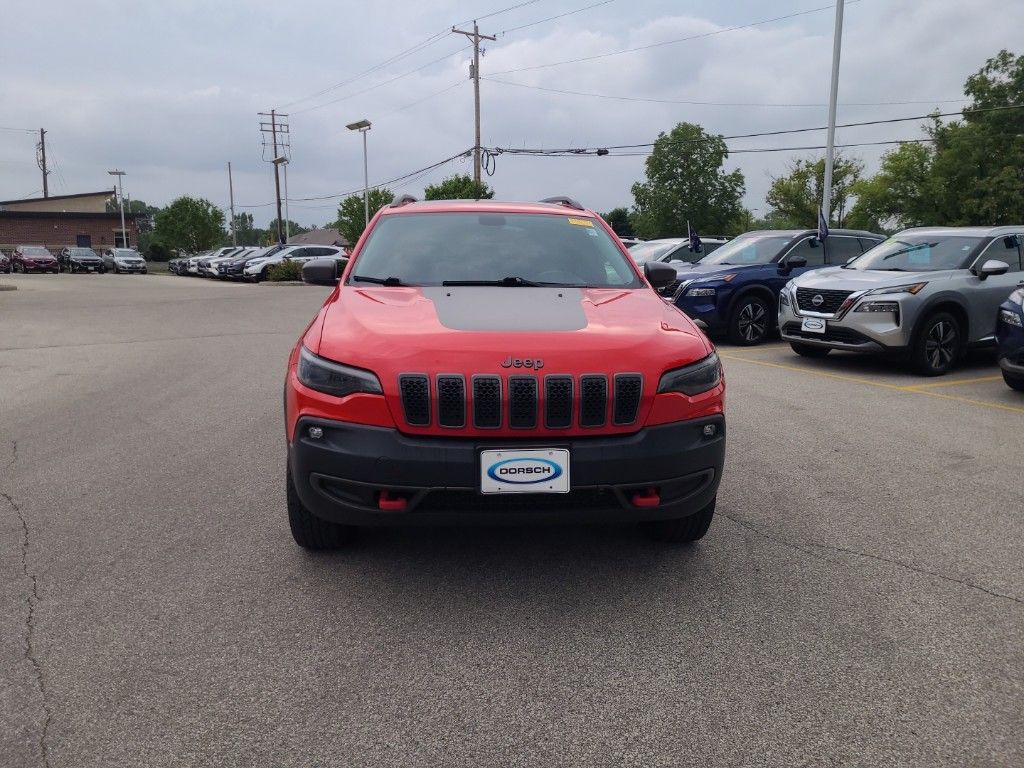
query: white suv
[{"left": 243, "top": 245, "right": 345, "bottom": 281}]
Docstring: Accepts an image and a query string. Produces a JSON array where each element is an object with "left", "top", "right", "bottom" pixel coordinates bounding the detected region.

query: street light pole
[
  {"left": 346, "top": 119, "right": 372, "bottom": 229},
  {"left": 108, "top": 169, "right": 127, "bottom": 247},
  {"left": 821, "top": 0, "right": 845, "bottom": 226}
]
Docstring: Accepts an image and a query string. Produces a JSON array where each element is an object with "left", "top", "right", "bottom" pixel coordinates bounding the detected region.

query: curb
[
  {"left": 0, "top": 283, "right": 16, "bottom": 291},
  {"left": 259, "top": 281, "right": 310, "bottom": 287}
]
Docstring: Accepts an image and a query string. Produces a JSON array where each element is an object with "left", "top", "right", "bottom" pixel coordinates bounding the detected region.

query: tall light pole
[
  {"left": 108, "top": 169, "right": 127, "bottom": 247},
  {"left": 273, "top": 156, "right": 290, "bottom": 242},
  {"left": 821, "top": 0, "right": 845, "bottom": 227},
  {"left": 346, "top": 119, "right": 371, "bottom": 227}
]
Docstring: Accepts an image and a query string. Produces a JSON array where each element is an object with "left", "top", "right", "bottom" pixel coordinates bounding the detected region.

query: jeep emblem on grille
[
  {"left": 501, "top": 357, "right": 544, "bottom": 370},
  {"left": 812, "top": 294, "right": 825, "bottom": 307}
]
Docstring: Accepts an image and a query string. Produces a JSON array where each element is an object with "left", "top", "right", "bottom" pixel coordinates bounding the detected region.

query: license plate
[
  {"left": 480, "top": 449, "right": 570, "bottom": 494},
  {"left": 87, "top": 267, "right": 95, "bottom": 272},
  {"left": 801, "top": 316, "right": 827, "bottom": 334}
]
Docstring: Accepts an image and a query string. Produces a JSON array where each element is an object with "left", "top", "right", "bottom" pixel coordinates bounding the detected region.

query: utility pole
[
  {"left": 259, "top": 110, "right": 290, "bottom": 243},
  {"left": 108, "top": 170, "right": 127, "bottom": 247},
  {"left": 228, "top": 161, "right": 237, "bottom": 246},
  {"left": 36, "top": 128, "right": 49, "bottom": 198},
  {"left": 452, "top": 21, "right": 495, "bottom": 188},
  {"left": 821, "top": 0, "right": 845, "bottom": 226}
]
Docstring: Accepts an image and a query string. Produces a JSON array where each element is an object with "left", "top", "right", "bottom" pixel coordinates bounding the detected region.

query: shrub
[
  {"left": 147, "top": 242, "right": 172, "bottom": 261},
  {"left": 267, "top": 260, "right": 303, "bottom": 281}
]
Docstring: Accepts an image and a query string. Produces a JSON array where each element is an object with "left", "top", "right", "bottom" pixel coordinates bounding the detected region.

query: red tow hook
[
  {"left": 631, "top": 487, "right": 661, "bottom": 508},
  {"left": 378, "top": 491, "right": 408, "bottom": 511}
]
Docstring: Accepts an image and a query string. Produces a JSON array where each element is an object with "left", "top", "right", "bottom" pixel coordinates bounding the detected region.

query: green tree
[
  {"left": 847, "top": 143, "right": 936, "bottom": 232},
  {"left": 267, "top": 218, "right": 311, "bottom": 242},
  {"left": 602, "top": 207, "right": 634, "bottom": 237},
  {"left": 630, "top": 122, "right": 745, "bottom": 239},
  {"left": 764, "top": 153, "right": 863, "bottom": 228},
  {"left": 423, "top": 174, "right": 494, "bottom": 200},
  {"left": 334, "top": 188, "right": 394, "bottom": 245},
  {"left": 152, "top": 196, "right": 225, "bottom": 254}
]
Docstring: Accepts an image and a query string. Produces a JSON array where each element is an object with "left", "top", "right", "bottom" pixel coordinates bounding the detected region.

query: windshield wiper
[
  {"left": 442, "top": 276, "right": 541, "bottom": 287},
  {"left": 351, "top": 275, "right": 404, "bottom": 286}
]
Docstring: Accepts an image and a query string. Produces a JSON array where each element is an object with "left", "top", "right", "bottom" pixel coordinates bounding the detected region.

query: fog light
[
  {"left": 703, "top": 424, "right": 717, "bottom": 437},
  {"left": 308, "top": 426, "right": 323, "bottom": 439}
]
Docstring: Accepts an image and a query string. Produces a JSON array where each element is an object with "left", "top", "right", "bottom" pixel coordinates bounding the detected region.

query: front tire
[
  {"left": 790, "top": 342, "right": 831, "bottom": 358},
  {"left": 1003, "top": 371, "right": 1024, "bottom": 392},
  {"left": 912, "top": 311, "right": 961, "bottom": 376},
  {"left": 287, "top": 466, "right": 355, "bottom": 550},
  {"left": 728, "top": 296, "right": 772, "bottom": 346},
  {"left": 641, "top": 497, "right": 716, "bottom": 543}
]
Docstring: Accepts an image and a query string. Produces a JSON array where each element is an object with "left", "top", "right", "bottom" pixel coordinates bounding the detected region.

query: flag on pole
[
  {"left": 687, "top": 220, "right": 702, "bottom": 253},
  {"left": 817, "top": 205, "right": 830, "bottom": 243}
]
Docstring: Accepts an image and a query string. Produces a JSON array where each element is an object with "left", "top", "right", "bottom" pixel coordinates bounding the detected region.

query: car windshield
[
  {"left": 349, "top": 212, "right": 642, "bottom": 288},
  {"left": 22, "top": 247, "right": 50, "bottom": 255},
  {"left": 697, "top": 235, "right": 792, "bottom": 265},
  {"left": 851, "top": 235, "right": 984, "bottom": 272},
  {"left": 114, "top": 249, "right": 139, "bottom": 257},
  {"left": 629, "top": 241, "right": 681, "bottom": 265},
  {"left": 71, "top": 248, "right": 97, "bottom": 256}
]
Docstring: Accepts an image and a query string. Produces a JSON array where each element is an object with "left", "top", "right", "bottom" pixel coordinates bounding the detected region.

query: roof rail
[
  {"left": 539, "top": 196, "right": 584, "bottom": 211},
  {"left": 389, "top": 194, "right": 418, "bottom": 208}
]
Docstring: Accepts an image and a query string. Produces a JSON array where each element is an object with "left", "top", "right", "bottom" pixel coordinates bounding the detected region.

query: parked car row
[
  {"left": 656, "top": 224, "right": 1024, "bottom": 389},
  {"left": 0, "top": 245, "right": 147, "bottom": 274},
  {"left": 169, "top": 244, "right": 346, "bottom": 281}
]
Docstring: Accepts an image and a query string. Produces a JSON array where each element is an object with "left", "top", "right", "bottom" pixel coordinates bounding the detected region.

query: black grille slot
[
  {"left": 613, "top": 374, "right": 643, "bottom": 425},
  {"left": 783, "top": 322, "right": 872, "bottom": 345},
  {"left": 399, "top": 375, "right": 430, "bottom": 426},
  {"left": 436, "top": 375, "right": 465, "bottom": 428},
  {"left": 472, "top": 376, "right": 501, "bottom": 429},
  {"left": 579, "top": 375, "right": 608, "bottom": 427},
  {"left": 544, "top": 375, "right": 573, "bottom": 429},
  {"left": 795, "top": 287, "right": 853, "bottom": 314},
  {"left": 508, "top": 376, "right": 538, "bottom": 429}
]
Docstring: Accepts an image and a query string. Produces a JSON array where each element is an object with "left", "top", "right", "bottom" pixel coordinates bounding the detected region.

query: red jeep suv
[{"left": 284, "top": 197, "right": 725, "bottom": 548}]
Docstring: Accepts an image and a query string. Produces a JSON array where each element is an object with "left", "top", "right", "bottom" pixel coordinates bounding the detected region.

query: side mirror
[
  {"left": 784, "top": 255, "right": 808, "bottom": 269},
  {"left": 977, "top": 259, "right": 1009, "bottom": 281},
  {"left": 644, "top": 261, "right": 677, "bottom": 289},
  {"left": 302, "top": 257, "right": 339, "bottom": 286}
]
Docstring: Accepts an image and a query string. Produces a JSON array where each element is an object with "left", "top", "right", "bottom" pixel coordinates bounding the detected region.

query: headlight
[
  {"left": 855, "top": 301, "right": 900, "bottom": 313},
  {"left": 865, "top": 283, "right": 928, "bottom": 296},
  {"left": 687, "top": 287, "right": 717, "bottom": 297},
  {"left": 1000, "top": 309, "right": 1023, "bottom": 328},
  {"left": 297, "top": 346, "right": 382, "bottom": 398},
  {"left": 657, "top": 352, "right": 722, "bottom": 396},
  {"left": 779, "top": 289, "right": 790, "bottom": 307}
]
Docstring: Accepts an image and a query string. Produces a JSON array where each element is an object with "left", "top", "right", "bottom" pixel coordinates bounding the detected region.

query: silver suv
[{"left": 779, "top": 226, "right": 1024, "bottom": 375}]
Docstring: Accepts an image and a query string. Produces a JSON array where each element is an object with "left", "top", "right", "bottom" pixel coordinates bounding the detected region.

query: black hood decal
[{"left": 421, "top": 287, "right": 587, "bottom": 332}]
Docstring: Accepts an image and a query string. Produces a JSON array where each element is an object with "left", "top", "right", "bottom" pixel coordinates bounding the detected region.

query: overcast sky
[{"left": 2, "top": 0, "right": 1022, "bottom": 229}]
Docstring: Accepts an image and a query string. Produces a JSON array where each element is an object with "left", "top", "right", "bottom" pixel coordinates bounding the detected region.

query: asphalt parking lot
[{"left": 2, "top": 273, "right": 1022, "bottom": 767}]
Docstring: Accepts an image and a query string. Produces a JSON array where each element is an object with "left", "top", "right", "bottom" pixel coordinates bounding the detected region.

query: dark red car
[
  {"left": 12, "top": 245, "right": 59, "bottom": 273},
  {"left": 284, "top": 197, "right": 726, "bottom": 549}
]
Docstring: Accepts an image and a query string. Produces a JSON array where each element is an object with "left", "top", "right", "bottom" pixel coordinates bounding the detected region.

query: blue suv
[
  {"left": 670, "top": 229, "right": 883, "bottom": 345},
  {"left": 996, "top": 282, "right": 1024, "bottom": 391}
]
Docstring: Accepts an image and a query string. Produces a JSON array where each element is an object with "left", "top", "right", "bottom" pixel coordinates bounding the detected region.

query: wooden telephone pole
[{"left": 452, "top": 21, "right": 496, "bottom": 187}]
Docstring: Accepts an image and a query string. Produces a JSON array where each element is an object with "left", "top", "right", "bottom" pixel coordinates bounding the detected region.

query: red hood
[{"left": 307, "top": 285, "right": 713, "bottom": 436}]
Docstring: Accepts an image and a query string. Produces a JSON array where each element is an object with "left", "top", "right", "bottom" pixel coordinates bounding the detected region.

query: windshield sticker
[{"left": 567, "top": 217, "right": 594, "bottom": 227}]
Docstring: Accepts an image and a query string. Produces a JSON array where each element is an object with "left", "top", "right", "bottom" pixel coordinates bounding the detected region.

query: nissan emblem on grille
[{"left": 812, "top": 294, "right": 824, "bottom": 307}]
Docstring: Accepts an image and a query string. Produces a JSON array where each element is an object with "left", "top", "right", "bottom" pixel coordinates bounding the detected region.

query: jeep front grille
[
  {"left": 399, "top": 372, "right": 645, "bottom": 430},
  {"left": 796, "top": 287, "right": 853, "bottom": 314}
]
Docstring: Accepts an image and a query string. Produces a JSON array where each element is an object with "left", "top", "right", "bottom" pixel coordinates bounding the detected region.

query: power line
[
  {"left": 498, "top": 0, "right": 615, "bottom": 35},
  {"left": 483, "top": 76, "right": 968, "bottom": 108},
  {"left": 490, "top": 2, "right": 859, "bottom": 76},
  {"left": 0, "top": 125, "right": 37, "bottom": 134}
]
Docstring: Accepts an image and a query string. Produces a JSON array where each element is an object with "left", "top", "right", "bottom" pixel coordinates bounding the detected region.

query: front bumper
[
  {"left": 289, "top": 415, "right": 725, "bottom": 526},
  {"left": 778, "top": 296, "right": 913, "bottom": 352},
  {"left": 996, "top": 310, "right": 1024, "bottom": 376},
  {"left": 674, "top": 296, "right": 727, "bottom": 335}
]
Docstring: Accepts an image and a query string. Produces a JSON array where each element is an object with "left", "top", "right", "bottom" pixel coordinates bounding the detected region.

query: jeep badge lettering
[{"left": 500, "top": 357, "right": 544, "bottom": 369}]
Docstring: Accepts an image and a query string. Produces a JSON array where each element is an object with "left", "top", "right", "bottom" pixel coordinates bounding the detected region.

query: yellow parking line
[
  {"left": 719, "top": 353, "right": 1024, "bottom": 415},
  {"left": 904, "top": 375, "right": 1004, "bottom": 390}
]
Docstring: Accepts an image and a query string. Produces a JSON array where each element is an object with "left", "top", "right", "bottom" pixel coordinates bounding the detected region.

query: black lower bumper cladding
[{"left": 289, "top": 416, "right": 725, "bottom": 525}]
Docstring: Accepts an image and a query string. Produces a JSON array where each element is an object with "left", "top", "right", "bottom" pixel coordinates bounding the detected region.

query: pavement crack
[
  {"left": 722, "top": 510, "right": 1022, "bottom": 606},
  {"left": 3, "top": 440, "right": 53, "bottom": 768}
]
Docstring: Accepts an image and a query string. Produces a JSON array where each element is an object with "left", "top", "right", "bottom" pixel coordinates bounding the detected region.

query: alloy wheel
[
  {"left": 924, "top": 320, "right": 957, "bottom": 371},
  {"left": 738, "top": 301, "right": 768, "bottom": 342}
]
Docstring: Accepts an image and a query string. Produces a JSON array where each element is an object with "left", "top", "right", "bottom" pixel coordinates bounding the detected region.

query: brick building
[{"left": 0, "top": 191, "right": 140, "bottom": 252}]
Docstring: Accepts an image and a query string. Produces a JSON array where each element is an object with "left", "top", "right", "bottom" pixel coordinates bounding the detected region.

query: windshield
[
  {"left": 697, "top": 235, "right": 793, "bottom": 265},
  {"left": 852, "top": 235, "right": 983, "bottom": 272},
  {"left": 22, "top": 247, "right": 50, "bottom": 255},
  {"left": 114, "top": 249, "right": 140, "bottom": 257},
  {"left": 350, "top": 212, "right": 642, "bottom": 288},
  {"left": 71, "top": 248, "right": 97, "bottom": 257},
  {"left": 629, "top": 241, "right": 681, "bottom": 265}
]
